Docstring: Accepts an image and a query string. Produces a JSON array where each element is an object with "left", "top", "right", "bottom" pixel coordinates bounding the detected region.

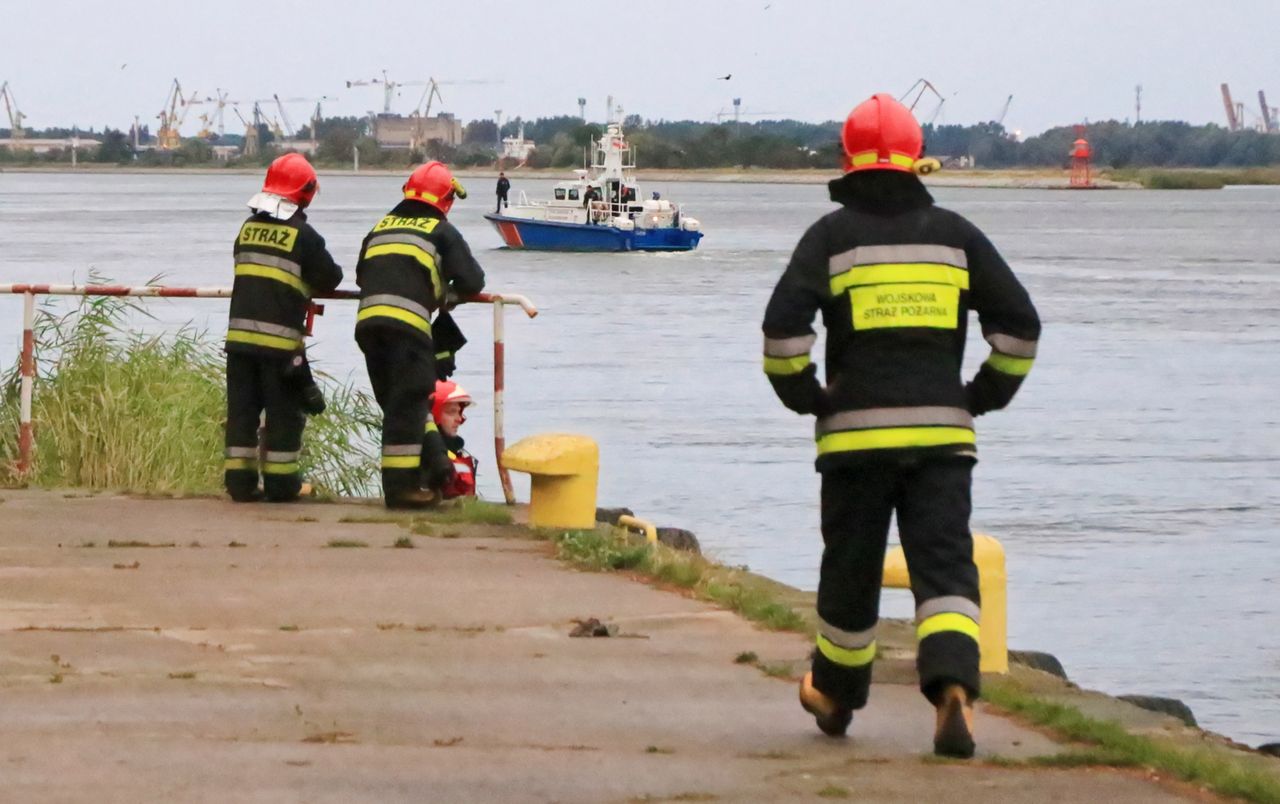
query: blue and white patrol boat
[{"left": 484, "top": 122, "right": 703, "bottom": 252}]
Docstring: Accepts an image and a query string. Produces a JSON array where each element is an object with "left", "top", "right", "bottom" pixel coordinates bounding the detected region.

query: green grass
[
  {"left": 1108, "top": 167, "right": 1280, "bottom": 190},
  {"left": 392, "top": 536, "right": 414, "bottom": 548},
  {"left": 550, "top": 527, "right": 806, "bottom": 632},
  {"left": 0, "top": 288, "right": 381, "bottom": 495},
  {"left": 419, "top": 498, "right": 514, "bottom": 526},
  {"left": 106, "top": 540, "right": 174, "bottom": 548},
  {"left": 816, "top": 786, "right": 850, "bottom": 799},
  {"left": 338, "top": 515, "right": 401, "bottom": 524},
  {"left": 325, "top": 539, "right": 368, "bottom": 548},
  {"left": 984, "top": 678, "right": 1280, "bottom": 803}
]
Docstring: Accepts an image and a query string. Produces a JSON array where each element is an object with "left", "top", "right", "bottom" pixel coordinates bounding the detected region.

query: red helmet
[
  {"left": 262, "top": 153, "right": 319, "bottom": 206},
  {"left": 432, "top": 380, "right": 472, "bottom": 426},
  {"left": 841, "top": 93, "right": 924, "bottom": 174},
  {"left": 404, "top": 161, "right": 468, "bottom": 214}
]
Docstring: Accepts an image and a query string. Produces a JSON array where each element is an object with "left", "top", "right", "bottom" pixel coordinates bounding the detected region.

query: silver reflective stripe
[
  {"left": 817, "top": 406, "right": 974, "bottom": 436},
  {"left": 359, "top": 294, "right": 433, "bottom": 321},
  {"left": 367, "top": 232, "right": 440, "bottom": 261},
  {"left": 227, "top": 318, "right": 304, "bottom": 340},
  {"left": 264, "top": 450, "right": 300, "bottom": 463},
  {"left": 828, "top": 244, "right": 968, "bottom": 275},
  {"left": 225, "top": 446, "right": 258, "bottom": 459},
  {"left": 818, "top": 616, "right": 875, "bottom": 649},
  {"left": 986, "top": 332, "right": 1038, "bottom": 358},
  {"left": 382, "top": 444, "right": 422, "bottom": 456},
  {"left": 236, "top": 251, "right": 303, "bottom": 276},
  {"left": 916, "top": 596, "right": 981, "bottom": 624},
  {"left": 763, "top": 333, "right": 816, "bottom": 358}
]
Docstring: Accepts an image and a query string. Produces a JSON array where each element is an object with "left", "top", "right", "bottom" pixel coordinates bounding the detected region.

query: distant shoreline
[{"left": 0, "top": 163, "right": 1142, "bottom": 189}]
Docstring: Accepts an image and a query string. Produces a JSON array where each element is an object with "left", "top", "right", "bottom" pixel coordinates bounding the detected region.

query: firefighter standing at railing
[
  {"left": 224, "top": 153, "right": 342, "bottom": 503},
  {"left": 355, "top": 161, "right": 486, "bottom": 510},
  {"left": 762, "top": 93, "right": 1040, "bottom": 758}
]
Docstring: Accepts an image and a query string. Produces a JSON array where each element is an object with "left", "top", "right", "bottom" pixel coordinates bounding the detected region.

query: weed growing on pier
[
  {"left": 551, "top": 527, "right": 805, "bottom": 632},
  {"left": 0, "top": 289, "right": 381, "bottom": 496},
  {"left": 421, "top": 498, "right": 514, "bottom": 526},
  {"left": 985, "top": 678, "right": 1280, "bottom": 804}
]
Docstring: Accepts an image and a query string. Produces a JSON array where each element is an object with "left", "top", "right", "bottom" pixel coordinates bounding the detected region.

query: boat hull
[{"left": 484, "top": 214, "right": 703, "bottom": 252}]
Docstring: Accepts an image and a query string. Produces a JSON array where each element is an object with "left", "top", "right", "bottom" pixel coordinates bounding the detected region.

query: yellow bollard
[
  {"left": 883, "top": 533, "right": 1008, "bottom": 674},
  {"left": 501, "top": 434, "right": 599, "bottom": 529}
]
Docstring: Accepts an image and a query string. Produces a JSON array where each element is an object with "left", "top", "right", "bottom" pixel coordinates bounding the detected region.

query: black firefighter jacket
[
  {"left": 762, "top": 172, "right": 1041, "bottom": 471},
  {"left": 227, "top": 210, "right": 343, "bottom": 357},
  {"left": 354, "top": 199, "right": 486, "bottom": 349}
]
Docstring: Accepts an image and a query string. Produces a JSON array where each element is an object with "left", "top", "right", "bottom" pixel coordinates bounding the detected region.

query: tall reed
[{"left": 1, "top": 294, "right": 380, "bottom": 496}]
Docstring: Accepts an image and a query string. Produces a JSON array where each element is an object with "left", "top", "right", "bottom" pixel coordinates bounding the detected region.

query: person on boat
[
  {"left": 224, "top": 153, "right": 342, "bottom": 504},
  {"left": 583, "top": 183, "right": 601, "bottom": 224},
  {"left": 424, "top": 380, "right": 478, "bottom": 499},
  {"left": 354, "top": 161, "right": 486, "bottom": 509},
  {"left": 762, "top": 93, "right": 1040, "bottom": 758},
  {"left": 495, "top": 171, "right": 510, "bottom": 214}
]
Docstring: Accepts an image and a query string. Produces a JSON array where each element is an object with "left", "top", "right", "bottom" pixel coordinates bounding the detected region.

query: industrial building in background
[
  {"left": 1, "top": 79, "right": 100, "bottom": 155},
  {"left": 346, "top": 72, "right": 496, "bottom": 150}
]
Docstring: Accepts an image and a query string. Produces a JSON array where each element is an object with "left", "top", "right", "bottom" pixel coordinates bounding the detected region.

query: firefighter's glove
[
  {"left": 770, "top": 363, "right": 830, "bottom": 417},
  {"left": 284, "top": 353, "right": 326, "bottom": 416}
]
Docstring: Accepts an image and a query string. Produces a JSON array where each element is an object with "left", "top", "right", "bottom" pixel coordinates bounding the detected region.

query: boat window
[
  {"left": 554, "top": 188, "right": 566, "bottom": 200},
  {"left": 568, "top": 188, "right": 580, "bottom": 200}
]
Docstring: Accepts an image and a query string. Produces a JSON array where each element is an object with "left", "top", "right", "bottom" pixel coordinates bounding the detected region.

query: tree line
[{"left": 3, "top": 116, "right": 1279, "bottom": 169}]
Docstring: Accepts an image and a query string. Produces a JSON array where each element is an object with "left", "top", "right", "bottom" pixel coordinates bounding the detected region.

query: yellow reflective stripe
[
  {"left": 830, "top": 263, "right": 969, "bottom": 295},
  {"left": 382, "top": 455, "right": 421, "bottom": 469},
  {"left": 985, "top": 353, "right": 1035, "bottom": 377},
  {"left": 763, "top": 354, "right": 811, "bottom": 376},
  {"left": 261, "top": 462, "right": 300, "bottom": 475},
  {"left": 356, "top": 305, "right": 432, "bottom": 334},
  {"left": 817, "top": 426, "right": 975, "bottom": 455},
  {"left": 404, "top": 189, "right": 442, "bottom": 203},
  {"left": 224, "top": 458, "right": 256, "bottom": 471},
  {"left": 816, "top": 634, "right": 877, "bottom": 667},
  {"left": 235, "top": 264, "right": 310, "bottom": 295},
  {"left": 848, "top": 150, "right": 917, "bottom": 169},
  {"left": 425, "top": 421, "right": 439, "bottom": 434},
  {"left": 917, "top": 612, "right": 980, "bottom": 642},
  {"left": 364, "top": 242, "right": 443, "bottom": 297},
  {"left": 226, "top": 329, "right": 302, "bottom": 351}
]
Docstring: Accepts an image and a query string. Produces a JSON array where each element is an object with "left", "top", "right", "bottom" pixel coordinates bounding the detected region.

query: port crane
[
  {"left": 1221, "top": 84, "right": 1243, "bottom": 131},
  {"left": 900, "top": 78, "right": 947, "bottom": 125},
  {"left": 410, "top": 78, "right": 497, "bottom": 118},
  {"left": 193, "top": 89, "right": 237, "bottom": 139},
  {"left": 347, "top": 70, "right": 429, "bottom": 115},
  {"left": 272, "top": 95, "right": 334, "bottom": 143},
  {"left": 156, "top": 79, "right": 200, "bottom": 150},
  {"left": 1, "top": 81, "right": 27, "bottom": 140},
  {"left": 232, "top": 104, "right": 264, "bottom": 157},
  {"left": 996, "top": 94, "right": 1013, "bottom": 127}
]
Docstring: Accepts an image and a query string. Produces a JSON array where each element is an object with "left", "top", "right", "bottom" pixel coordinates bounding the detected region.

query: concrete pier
[{"left": 0, "top": 490, "right": 1197, "bottom": 801}]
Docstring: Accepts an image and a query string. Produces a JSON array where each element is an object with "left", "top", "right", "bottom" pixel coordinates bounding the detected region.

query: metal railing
[{"left": 0, "top": 283, "right": 538, "bottom": 504}]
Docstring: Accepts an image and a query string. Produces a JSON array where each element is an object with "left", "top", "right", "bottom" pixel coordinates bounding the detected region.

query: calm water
[{"left": 1, "top": 172, "right": 1277, "bottom": 745}]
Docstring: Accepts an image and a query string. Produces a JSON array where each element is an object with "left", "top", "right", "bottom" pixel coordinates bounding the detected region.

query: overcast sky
[{"left": 4, "top": 0, "right": 1276, "bottom": 137}]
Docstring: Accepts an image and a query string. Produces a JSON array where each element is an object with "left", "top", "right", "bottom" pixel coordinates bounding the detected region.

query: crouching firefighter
[
  {"left": 225, "top": 153, "right": 342, "bottom": 502},
  {"left": 762, "top": 94, "right": 1040, "bottom": 757},
  {"left": 355, "top": 161, "right": 486, "bottom": 509}
]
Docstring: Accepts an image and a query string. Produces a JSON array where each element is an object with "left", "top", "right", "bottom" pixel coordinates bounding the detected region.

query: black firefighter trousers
[
  {"left": 356, "top": 327, "right": 436, "bottom": 503},
  {"left": 812, "top": 456, "right": 981, "bottom": 710},
  {"left": 224, "top": 353, "right": 305, "bottom": 502}
]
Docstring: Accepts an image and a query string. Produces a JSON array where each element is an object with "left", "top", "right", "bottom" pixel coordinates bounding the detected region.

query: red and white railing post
[
  {"left": 493, "top": 297, "right": 514, "bottom": 504},
  {"left": 1, "top": 283, "right": 536, "bottom": 502},
  {"left": 17, "top": 291, "right": 35, "bottom": 475}
]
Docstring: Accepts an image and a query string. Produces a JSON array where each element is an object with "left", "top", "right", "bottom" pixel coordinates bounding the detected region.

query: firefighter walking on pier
[
  {"left": 762, "top": 94, "right": 1040, "bottom": 757},
  {"left": 224, "top": 154, "right": 343, "bottom": 503},
  {"left": 355, "top": 161, "right": 486, "bottom": 509}
]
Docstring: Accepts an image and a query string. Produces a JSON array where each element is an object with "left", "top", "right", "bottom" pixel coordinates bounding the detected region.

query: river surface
[{"left": 1, "top": 171, "right": 1277, "bottom": 745}]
